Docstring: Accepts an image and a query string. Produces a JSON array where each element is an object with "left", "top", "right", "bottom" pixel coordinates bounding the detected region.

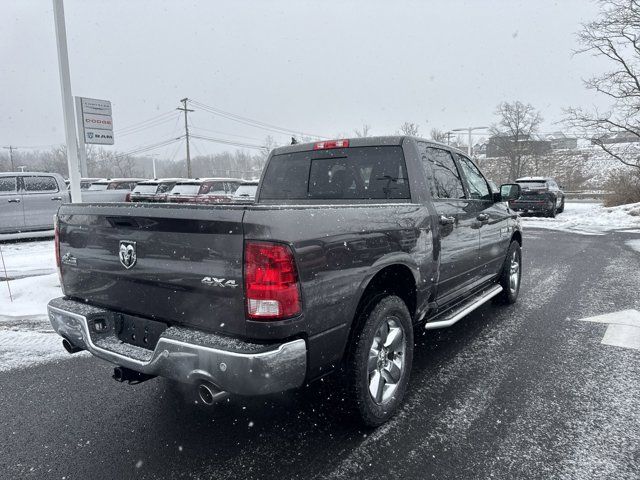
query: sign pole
[
  {"left": 52, "top": 0, "right": 82, "bottom": 203},
  {"left": 74, "top": 97, "right": 88, "bottom": 177}
]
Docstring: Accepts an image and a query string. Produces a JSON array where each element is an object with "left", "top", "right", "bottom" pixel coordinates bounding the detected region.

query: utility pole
[
  {"left": 52, "top": 0, "right": 82, "bottom": 203},
  {"left": 177, "top": 98, "right": 194, "bottom": 177},
  {"left": 2, "top": 146, "right": 16, "bottom": 171},
  {"left": 451, "top": 126, "right": 489, "bottom": 157}
]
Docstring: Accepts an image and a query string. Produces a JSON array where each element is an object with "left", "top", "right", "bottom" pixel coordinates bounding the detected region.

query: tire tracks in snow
[{"left": 322, "top": 263, "right": 570, "bottom": 480}]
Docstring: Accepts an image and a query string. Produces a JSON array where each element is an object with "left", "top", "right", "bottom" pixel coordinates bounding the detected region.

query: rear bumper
[
  {"left": 509, "top": 200, "right": 553, "bottom": 212},
  {"left": 47, "top": 297, "right": 307, "bottom": 395}
]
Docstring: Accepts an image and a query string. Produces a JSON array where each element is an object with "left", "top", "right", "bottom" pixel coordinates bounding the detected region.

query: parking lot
[{"left": 1, "top": 214, "right": 639, "bottom": 479}]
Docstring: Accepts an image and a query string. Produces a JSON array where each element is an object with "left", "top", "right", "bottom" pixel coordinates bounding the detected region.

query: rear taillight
[
  {"left": 54, "top": 216, "right": 61, "bottom": 269},
  {"left": 125, "top": 193, "right": 131, "bottom": 202},
  {"left": 313, "top": 139, "right": 349, "bottom": 150},
  {"left": 244, "top": 241, "right": 301, "bottom": 320}
]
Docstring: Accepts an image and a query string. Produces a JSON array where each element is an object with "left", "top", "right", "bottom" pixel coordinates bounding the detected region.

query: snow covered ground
[
  {"left": 0, "top": 239, "right": 56, "bottom": 279},
  {"left": 0, "top": 242, "right": 74, "bottom": 372},
  {"left": 520, "top": 201, "right": 640, "bottom": 235}
]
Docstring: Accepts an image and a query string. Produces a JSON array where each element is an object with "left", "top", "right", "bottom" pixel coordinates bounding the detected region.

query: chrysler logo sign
[{"left": 119, "top": 240, "right": 137, "bottom": 269}]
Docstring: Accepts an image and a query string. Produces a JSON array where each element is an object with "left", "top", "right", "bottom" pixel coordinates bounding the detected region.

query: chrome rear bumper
[{"left": 47, "top": 297, "right": 307, "bottom": 396}]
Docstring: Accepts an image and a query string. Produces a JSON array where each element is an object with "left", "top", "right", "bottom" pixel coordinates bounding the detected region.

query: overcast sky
[{"left": 1, "top": 0, "right": 609, "bottom": 158}]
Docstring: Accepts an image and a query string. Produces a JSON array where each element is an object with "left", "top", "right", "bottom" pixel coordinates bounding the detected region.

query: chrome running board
[{"left": 424, "top": 284, "right": 503, "bottom": 330}]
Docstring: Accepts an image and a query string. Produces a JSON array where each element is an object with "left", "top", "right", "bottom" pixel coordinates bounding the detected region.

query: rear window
[
  {"left": 517, "top": 180, "right": 547, "bottom": 189},
  {"left": 171, "top": 183, "right": 201, "bottom": 195},
  {"left": 260, "top": 146, "right": 410, "bottom": 201},
  {"left": 88, "top": 183, "right": 108, "bottom": 191},
  {"left": 133, "top": 184, "right": 159, "bottom": 194},
  {"left": 234, "top": 184, "right": 258, "bottom": 198},
  {"left": 157, "top": 182, "right": 176, "bottom": 193},
  {"left": 200, "top": 182, "right": 226, "bottom": 195}
]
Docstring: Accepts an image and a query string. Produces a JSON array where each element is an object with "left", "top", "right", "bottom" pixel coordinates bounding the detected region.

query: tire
[
  {"left": 546, "top": 202, "right": 557, "bottom": 218},
  {"left": 495, "top": 241, "right": 522, "bottom": 305},
  {"left": 557, "top": 197, "right": 565, "bottom": 213},
  {"left": 345, "top": 295, "right": 414, "bottom": 427}
]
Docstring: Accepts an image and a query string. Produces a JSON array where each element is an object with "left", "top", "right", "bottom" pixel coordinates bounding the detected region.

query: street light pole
[
  {"left": 451, "top": 126, "right": 489, "bottom": 157},
  {"left": 52, "top": 0, "right": 82, "bottom": 203}
]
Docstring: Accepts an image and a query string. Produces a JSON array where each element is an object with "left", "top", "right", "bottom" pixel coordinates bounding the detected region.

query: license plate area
[{"left": 116, "top": 314, "right": 168, "bottom": 350}]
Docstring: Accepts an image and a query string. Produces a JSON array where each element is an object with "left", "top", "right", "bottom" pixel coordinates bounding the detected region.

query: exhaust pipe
[
  {"left": 62, "top": 338, "right": 83, "bottom": 354},
  {"left": 197, "top": 382, "right": 228, "bottom": 405},
  {"left": 112, "top": 366, "right": 155, "bottom": 385}
]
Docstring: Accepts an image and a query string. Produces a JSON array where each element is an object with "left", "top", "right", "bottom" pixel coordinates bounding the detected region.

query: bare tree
[
  {"left": 429, "top": 128, "right": 448, "bottom": 143},
  {"left": 565, "top": 0, "right": 640, "bottom": 170},
  {"left": 354, "top": 124, "right": 372, "bottom": 138},
  {"left": 399, "top": 122, "right": 420, "bottom": 136},
  {"left": 490, "top": 101, "right": 543, "bottom": 180}
]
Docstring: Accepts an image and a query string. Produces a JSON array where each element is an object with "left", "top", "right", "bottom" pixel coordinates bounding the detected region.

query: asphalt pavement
[{"left": 1, "top": 229, "right": 639, "bottom": 479}]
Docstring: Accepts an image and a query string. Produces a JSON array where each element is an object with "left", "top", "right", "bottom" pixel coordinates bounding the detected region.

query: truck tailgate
[{"left": 57, "top": 203, "right": 247, "bottom": 336}]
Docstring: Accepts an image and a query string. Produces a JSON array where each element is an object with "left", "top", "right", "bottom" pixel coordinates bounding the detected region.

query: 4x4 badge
[
  {"left": 119, "top": 240, "right": 137, "bottom": 269},
  {"left": 201, "top": 277, "right": 238, "bottom": 288}
]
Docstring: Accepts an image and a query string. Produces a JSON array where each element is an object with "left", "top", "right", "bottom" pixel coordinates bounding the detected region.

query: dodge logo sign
[{"left": 119, "top": 240, "right": 137, "bottom": 269}]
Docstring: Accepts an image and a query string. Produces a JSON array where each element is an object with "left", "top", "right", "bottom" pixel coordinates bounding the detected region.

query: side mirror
[{"left": 499, "top": 183, "right": 521, "bottom": 202}]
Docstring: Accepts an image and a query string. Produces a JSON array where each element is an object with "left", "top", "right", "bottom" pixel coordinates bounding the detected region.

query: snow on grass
[
  {"left": 0, "top": 239, "right": 56, "bottom": 279},
  {"left": 0, "top": 272, "right": 81, "bottom": 372},
  {"left": 521, "top": 202, "right": 640, "bottom": 235},
  {"left": 0, "top": 273, "right": 61, "bottom": 318}
]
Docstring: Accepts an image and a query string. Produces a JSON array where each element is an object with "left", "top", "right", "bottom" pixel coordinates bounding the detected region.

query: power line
[
  {"left": 116, "top": 114, "right": 181, "bottom": 138},
  {"left": 190, "top": 98, "right": 327, "bottom": 139},
  {"left": 115, "top": 136, "right": 184, "bottom": 158},
  {"left": 114, "top": 111, "right": 176, "bottom": 134},
  {"left": 190, "top": 134, "right": 264, "bottom": 150}
]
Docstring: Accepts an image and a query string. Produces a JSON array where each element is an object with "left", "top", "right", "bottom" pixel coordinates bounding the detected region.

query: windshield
[{"left": 87, "top": 183, "right": 108, "bottom": 191}]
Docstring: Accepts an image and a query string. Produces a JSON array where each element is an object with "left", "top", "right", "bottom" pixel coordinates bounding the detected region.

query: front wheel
[
  {"left": 346, "top": 295, "right": 414, "bottom": 427},
  {"left": 495, "top": 241, "right": 522, "bottom": 305}
]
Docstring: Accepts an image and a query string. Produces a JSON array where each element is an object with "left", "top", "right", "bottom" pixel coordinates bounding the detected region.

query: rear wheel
[
  {"left": 546, "top": 201, "right": 557, "bottom": 218},
  {"left": 557, "top": 196, "right": 565, "bottom": 213},
  {"left": 495, "top": 241, "right": 522, "bottom": 305},
  {"left": 346, "top": 295, "right": 413, "bottom": 427}
]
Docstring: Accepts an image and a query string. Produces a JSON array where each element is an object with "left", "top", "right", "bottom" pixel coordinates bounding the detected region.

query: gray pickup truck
[{"left": 48, "top": 136, "right": 522, "bottom": 426}]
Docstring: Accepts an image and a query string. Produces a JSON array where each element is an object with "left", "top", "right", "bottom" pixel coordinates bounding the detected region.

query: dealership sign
[{"left": 75, "top": 97, "right": 114, "bottom": 145}]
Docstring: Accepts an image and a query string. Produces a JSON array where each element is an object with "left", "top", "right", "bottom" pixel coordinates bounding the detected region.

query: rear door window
[
  {"left": 23, "top": 176, "right": 59, "bottom": 193},
  {"left": 0, "top": 176, "right": 17, "bottom": 194},
  {"left": 260, "top": 146, "right": 410, "bottom": 200},
  {"left": 422, "top": 147, "right": 466, "bottom": 199}
]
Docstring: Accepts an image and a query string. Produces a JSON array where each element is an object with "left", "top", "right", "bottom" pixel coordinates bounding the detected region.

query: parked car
[
  {"left": 0, "top": 172, "right": 70, "bottom": 234},
  {"left": 129, "top": 178, "right": 184, "bottom": 203},
  {"left": 80, "top": 178, "right": 146, "bottom": 203},
  {"left": 231, "top": 180, "right": 259, "bottom": 203},
  {"left": 511, "top": 177, "right": 565, "bottom": 217},
  {"left": 48, "top": 136, "right": 522, "bottom": 426},
  {"left": 79, "top": 178, "right": 102, "bottom": 190},
  {"left": 167, "top": 178, "right": 242, "bottom": 204}
]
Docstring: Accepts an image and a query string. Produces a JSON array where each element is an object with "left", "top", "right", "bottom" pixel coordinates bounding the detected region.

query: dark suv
[{"left": 511, "top": 177, "right": 565, "bottom": 217}]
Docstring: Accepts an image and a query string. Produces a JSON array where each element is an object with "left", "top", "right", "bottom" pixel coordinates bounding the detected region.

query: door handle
[
  {"left": 8, "top": 198, "right": 20, "bottom": 203},
  {"left": 439, "top": 215, "right": 456, "bottom": 225},
  {"left": 51, "top": 196, "right": 62, "bottom": 201},
  {"left": 476, "top": 213, "right": 490, "bottom": 222}
]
